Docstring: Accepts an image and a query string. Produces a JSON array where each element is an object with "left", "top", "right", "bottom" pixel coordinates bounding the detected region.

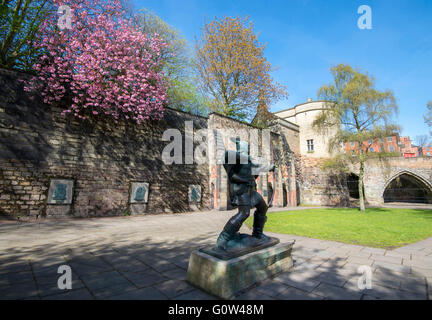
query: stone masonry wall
[
  {"left": 277, "top": 123, "right": 300, "bottom": 155},
  {"left": 0, "top": 68, "right": 210, "bottom": 218},
  {"left": 207, "top": 113, "right": 298, "bottom": 210},
  {"left": 296, "top": 156, "right": 349, "bottom": 206}
]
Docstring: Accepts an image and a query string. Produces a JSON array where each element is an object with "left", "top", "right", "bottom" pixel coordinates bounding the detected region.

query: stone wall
[
  {"left": 207, "top": 113, "right": 298, "bottom": 210},
  {"left": 207, "top": 113, "right": 254, "bottom": 210},
  {"left": 296, "top": 156, "right": 350, "bottom": 206},
  {"left": 4, "top": 67, "right": 387, "bottom": 216},
  {"left": 0, "top": 68, "right": 210, "bottom": 218},
  {"left": 273, "top": 118, "right": 300, "bottom": 155}
]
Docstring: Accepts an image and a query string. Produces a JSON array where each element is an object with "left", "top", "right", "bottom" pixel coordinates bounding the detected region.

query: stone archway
[{"left": 382, "top": 170, "right": 432, "bottom": 204}]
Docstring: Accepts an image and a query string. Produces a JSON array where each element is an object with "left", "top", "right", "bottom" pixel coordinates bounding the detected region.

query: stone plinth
[
  {"left": 129, "top": 203, "right": 147, "bottom": 215},
  {"left": 46, "top": 205, "right": 72, "bottom": 217},
  {"left": 186, "top": 241, "right": 294, "bottom": 299}
]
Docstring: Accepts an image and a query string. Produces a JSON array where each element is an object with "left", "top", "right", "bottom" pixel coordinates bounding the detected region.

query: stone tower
[{"left": 273, "top": 99, "right": 338, "bottom": 158}]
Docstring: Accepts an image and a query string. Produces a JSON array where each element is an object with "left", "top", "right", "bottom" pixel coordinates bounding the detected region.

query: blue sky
[{"left": 131, "top": 0, "right": 432, "bottom": 140}]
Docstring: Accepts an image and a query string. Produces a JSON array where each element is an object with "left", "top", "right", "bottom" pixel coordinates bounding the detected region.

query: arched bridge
[{"left": 361, "top": 157, "right": 432, "bottom": 205}]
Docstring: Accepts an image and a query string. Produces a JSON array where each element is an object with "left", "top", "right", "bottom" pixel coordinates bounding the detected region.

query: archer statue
[{"left": 216, "top": 139, "right": 275, "bottom": 251}]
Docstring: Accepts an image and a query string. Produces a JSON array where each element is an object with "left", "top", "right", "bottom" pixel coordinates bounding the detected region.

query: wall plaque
[
  {"left": 47, "top": 179, "right": 74, "bottom": 205},
  {"left": 130, "top": 182, "right": 149, "bottom": 204}
]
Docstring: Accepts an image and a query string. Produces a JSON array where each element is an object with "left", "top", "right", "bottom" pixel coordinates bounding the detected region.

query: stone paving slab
[
  {"left": 344, "top": 278, "right": 428, "bottom": 300},
  {"left": 399, "top": 276, "right": 427, "bottom": 294},
  {"left": 411, "top": 266, "right": 432, "bottom": 277},
  {"left": 371, "top": 254, "right": 403, "bottom": 264},
  {"left": 174, "top": 289, "right": 217, "bottom": 300},
  {"left": 42, "top": 288, "right": 94, "bottom": 300},
  {"left": 255, "top": 280, "right": 293, "bottom": 297},
  {"left": 0, "top": 208, "right": 431, "bottom": 300},
  {"left": 346, "top": 256, "right": 373, "bottom": 266},
  {"left": 38, "top": 277, "right": 86, "bottom": 298},
  {"left": 234, "top": 289, "right": 275, "bottom": 300},
  {"left": 108, "top": 287, "right": 168, "bottom": 300},
  {"left": 312, "top": 282, "right": 363, "bottom": 300},
  {"left": 276, "top": 286, "right": 324, "bottom": 300},
  {"left": 274, "top": 271, "right": 321, "bottom": 293},
  {"left": 0, "top": 281, "right": 39, "bottom": 300},
  {"left": 373, "top": 261, "right": 411, "bottom": 274}
]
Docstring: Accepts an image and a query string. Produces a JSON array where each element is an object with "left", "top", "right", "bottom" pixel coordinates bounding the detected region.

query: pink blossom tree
[{"left": 25, "top": 0, "right": 169, "bottom": 123}]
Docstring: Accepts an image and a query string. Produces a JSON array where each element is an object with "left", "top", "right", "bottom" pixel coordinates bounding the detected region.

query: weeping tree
[{"left": 313, "top": 64, "right": 399, "bottom": 212}]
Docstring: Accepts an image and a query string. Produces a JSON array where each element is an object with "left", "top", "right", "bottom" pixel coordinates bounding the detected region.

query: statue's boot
[
  {"left": 216, "top": 221, "right": 239, "bottom": 251},
  {"left": 216, "top": 206, "right": 249, "bottom": 251},
  {"left": 252, "top": 214, "right": 269, "bottom": 241}
]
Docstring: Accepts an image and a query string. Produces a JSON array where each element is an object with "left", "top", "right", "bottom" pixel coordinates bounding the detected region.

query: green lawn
[{"left": 246, "top": 208, "right": 432, "bottom": 249}]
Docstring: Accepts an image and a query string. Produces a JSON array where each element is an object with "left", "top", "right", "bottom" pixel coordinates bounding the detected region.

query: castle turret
[{"left": 274, "top": 99, "right": 337, "bottom": 158}]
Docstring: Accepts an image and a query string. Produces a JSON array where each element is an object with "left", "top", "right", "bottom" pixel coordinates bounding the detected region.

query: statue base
[
  {"left": 186, "top": 241, "right": 295, "bottom": 300},
  {"left": 201, "top": 234, "right": 280, "bottom": 260}
]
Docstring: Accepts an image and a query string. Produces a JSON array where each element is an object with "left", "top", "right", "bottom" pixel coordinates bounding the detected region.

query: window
[
  {"left": 389, "top": 146, "right": 394, "bottom": 152},
  {"left": 370, "top": 147, "right": 374, "bottom": 152},
  {"left": 307, "top": 139, "right": 314, "bottom": 152},
  {"left": 368, "top": 139, "right": 373, "bottom": 145},
  {"left": 387, "top": 137, "right": 393, "bottom": 142},
  {"left": 350, "top": 141, "right": 355, "bottom": 146}
]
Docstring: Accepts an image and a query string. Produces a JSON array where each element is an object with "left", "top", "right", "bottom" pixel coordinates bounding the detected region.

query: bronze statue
[{"left": 215, "top": 139, "right": 276, "bottom": 254}]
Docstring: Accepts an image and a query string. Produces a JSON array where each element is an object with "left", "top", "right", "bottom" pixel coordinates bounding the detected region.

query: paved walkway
[{"left": 0, "top": 208, "right": 431, "bottom": 300}]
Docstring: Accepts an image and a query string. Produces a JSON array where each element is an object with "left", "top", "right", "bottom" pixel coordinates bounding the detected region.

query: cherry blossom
[{"left": 25, "top": 0, "right": 169, "bottom": 123}]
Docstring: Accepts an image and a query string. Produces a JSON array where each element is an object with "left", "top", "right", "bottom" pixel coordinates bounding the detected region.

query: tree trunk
[{"left": 358, "top": 160, "right": 366, "bottom": 212}]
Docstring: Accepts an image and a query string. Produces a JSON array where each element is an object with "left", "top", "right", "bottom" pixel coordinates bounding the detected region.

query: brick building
[
  {"left": 344, "top": 135, "right": 420, "bottom": 158},
  {"left": 344, "top": 135, "right": 398, "bottom": 155},
  {"left": 399, "top": 136, "right": 419, "bottom": 158},
  {"left": 420, "top": 146, "right": 432, "bottom": 157}
]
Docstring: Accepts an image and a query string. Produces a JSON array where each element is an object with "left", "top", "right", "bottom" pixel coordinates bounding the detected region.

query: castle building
[{"left": 273, "top": 99, "right": 336, "bottom": 158}]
